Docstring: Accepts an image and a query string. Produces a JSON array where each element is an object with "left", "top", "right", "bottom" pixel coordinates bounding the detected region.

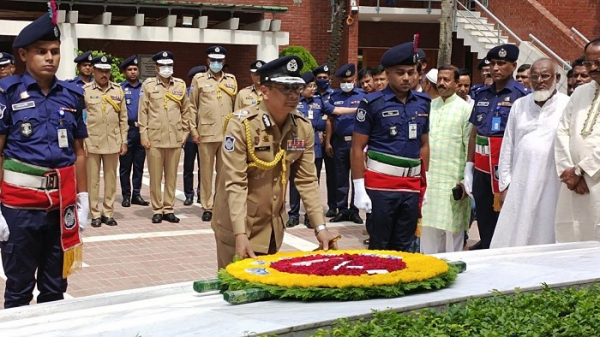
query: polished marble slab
[{"left": 1, "top": 241, "right": 599, "bottom": 337}]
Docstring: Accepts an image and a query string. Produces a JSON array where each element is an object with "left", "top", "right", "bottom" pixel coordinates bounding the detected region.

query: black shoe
[
  {"left": 325, "top": 208, "right": 337, "bottom": 217},
  {"left": 286, "top": 217, "right": 299, "bottom": 228},
  {"left": 100, "top": 215, "right": 108, "bottom": 224},
  {"left": 122, "top": 198, "right": 131, "bottom": 207},
  {"left": 91, "top": 218, "right": 102, "bottom": 228},
  {"left": 304, "top": 215, "right": 311, "bottom": 228},
  {"left": 163, "top": 213, "right": 180, "bottom": 223},
  {"left": 131, "top": 195, "right": 150, "bottom": 206},
  {"left": 363, "top": 238, "right": 370, "bottom": 245},
  {"left": 350, "top": 212, "right": 363, "bottom": 224},
  {"left": 183, "top": 197, "right": 193, "bottom": 206},
  {"left": 105, "top": 218, "right": 118, "bottom": 226},
  {"left": 196, "top": 196, "right": 201, "bottom": 204},
  {"left": 469, "top": 241, "right": 482, "bottom": 250},
  {"left": 331, "top": 212, "right": 349, "bottom": 222},
  {"left": 152, "top": 214, "right": 163, "bottom": 223},
  {"left": 202, "top": 211, "right": 212, "bottom": 222}
]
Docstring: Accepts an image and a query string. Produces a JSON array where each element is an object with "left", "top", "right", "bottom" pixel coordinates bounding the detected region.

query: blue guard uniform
[
  {"left": 182, "top": 65, "right": 207, "bottom": 204},
  {"left": 118, "top": 55, "right": 149, "bottom": 207},
  {"left": 354, "top": 42, "right": 430, "bottom": 252},
  {"left": 287, "top": 72, "right": 332, "bottom": 227},
  {"left": 68, "top": 51, "right": 93, "bottom": 88},
  {"left": 470, "top": 58, "right": 491, "bottom": 99},
  {"left": 329, "top": 63, "right": 366, "bottom": 223},
  {"left": 469, "top": 44, "right": 529, "bottom": 250},
  {"left": 312, "top": 64, "right": 337, "bottom": 217},
  {"left": 0, "top": 12, "right": 88, "bottom": 308}
]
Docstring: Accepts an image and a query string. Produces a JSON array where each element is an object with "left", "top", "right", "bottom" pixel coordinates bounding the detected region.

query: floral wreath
[{"left": 217, "top": 250, "right": 459, "bottom": 301}]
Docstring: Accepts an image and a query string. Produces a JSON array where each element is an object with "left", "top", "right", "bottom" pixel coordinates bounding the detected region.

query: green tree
[
  {"left": 74, "top": 49, "right": 125, "bottom": 83},
  {"left": 279, "top": 46, "right": 318, "bottom": 74}
]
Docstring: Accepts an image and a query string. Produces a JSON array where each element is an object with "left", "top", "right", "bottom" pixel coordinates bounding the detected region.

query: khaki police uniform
[
  {"left": 83, "top": 81, "right": 128, "bottom": 219},
  {"left": 138, "top": 76, "right": 190, "bottom": 215},
  {"left": 188, "top": 71, "right": 237, "bottom": 211},
  {"left": 233, "top": 85, "right": 262, "bottom": 111},
  {"left": 212, "top": 102, "right": 326, "bottom": 268}
]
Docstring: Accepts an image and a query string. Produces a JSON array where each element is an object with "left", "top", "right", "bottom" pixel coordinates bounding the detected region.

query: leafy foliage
[
  {"left": 218, "top": 265, "right": 458, "bottom": 301},
  {"left": 310, "top": 284, "right": 600, "bottom": 336},
  {"left": 74, "top": 49, "right": 125, "bottom": 83},
  {"left": 279, "top": 46, "right": 319, "bottom": 75}
]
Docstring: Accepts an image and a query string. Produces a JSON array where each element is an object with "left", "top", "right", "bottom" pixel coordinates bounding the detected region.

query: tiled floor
[{"left": 0, "top": 156, "right": 479, "bottom": 308}]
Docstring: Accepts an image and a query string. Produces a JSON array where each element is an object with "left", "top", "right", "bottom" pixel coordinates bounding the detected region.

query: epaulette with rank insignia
[
  {"left": 173, "top": 78, "right": 184, "bottom": 83},
  {"left": 363, "top": 90, "right": 384, "bottom": 104},
  {"left": 224, "top": 72, "right": 236, "bottom": 79},
  {"left": 81, "top": 82, "right": 93, "bottom": 90},
  {"left": 514, "top": 81, "right": 529, "bottom": 95},
  {"left": 59, "top": 79, "right": 84, "bottom": 96},
  {"left": 143, "top": 77, "right": 156, "bottom": 85},
  {"left": 412, "top": 90, "right": 432, "bottom": 102},
  {"left": 292, "top": 111, "right": 310, "bottom": 123},
  {"left": 0, "top": 75, "right": 22, "bottom": 94}
]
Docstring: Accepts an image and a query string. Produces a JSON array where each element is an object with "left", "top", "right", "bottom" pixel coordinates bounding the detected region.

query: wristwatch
[
  {"left": 314, "top": 224, "right": 327, "bottom": 235},
  {"left": 575, "top": 165, "right": 583, "bottom": 177}
]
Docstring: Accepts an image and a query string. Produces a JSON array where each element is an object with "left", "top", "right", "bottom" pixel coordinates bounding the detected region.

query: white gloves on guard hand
[
  {"left": 0, "top": 205, "right": 9, "bottom": 242},
  {"left": 353, "top": 178, "right": 372, "bottom": 213},
  {"left": 464, "top": 162, "right": 474, "bottom": 197},
  {"left": 77, "top": 192, "right": 89, "bottom": 232}
]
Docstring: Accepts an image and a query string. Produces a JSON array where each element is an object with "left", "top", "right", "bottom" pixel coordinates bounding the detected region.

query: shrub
[{"left": 279, "top": 46, "right": 318, "bottom": 75}]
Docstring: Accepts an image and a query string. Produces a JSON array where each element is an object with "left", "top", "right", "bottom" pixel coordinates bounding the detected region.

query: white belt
[
  {"left": 366, "top": 158, "right": 420, "bottom": 177},
  {"left": 3, "top": 169, "right": 58, "bottom": 189},
  {"left": 475, "top": 144, "right": 490, "bottom": 155}
]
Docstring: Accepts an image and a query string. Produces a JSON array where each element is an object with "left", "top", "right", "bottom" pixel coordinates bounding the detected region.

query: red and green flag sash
[{"left": 474, "top": 135, "right": 503, "bottom": 211}]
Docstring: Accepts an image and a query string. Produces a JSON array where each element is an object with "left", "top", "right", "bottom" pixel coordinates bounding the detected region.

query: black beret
[
  {"left": 250, "top": 60, "right": 265, "bottom": 72},
  {"left": 13, "top": 13, "right": 60, "bottom": 49},
  {"left": 120, "top": 55, "right": 139, "bottom": 70},
  {"left": 0, "top": 53, "right": 14, "bottom": 66},
  {"left": 477, "top": 58, "right": 491, "bottom": 70},
  {"left": 206, "top": 46, "right": 227, "bottom": 59},
  {"left": 416, "top": 48, "right": 427, "bottom": 61},
  {"left": 91, "top": 55, "right": 112, "bottom": 70},
  {"left": 152, "top": 51, "right": 174, "bottom": 65},
  {"left": 381, "top": 42, "right": 418, "bottom": 68},
  {"left": 312, "top": 64, "right": 330, "bottom": 76},
  {"left": 486, "top": 44, "right": 519, "bottom": 62},
  {"left": 74, "top": 51, "right": 93, "bottom": 64},
  {"left": 301, "top": 72, "right": 315, "bottom": 84},
  {"left": 335, "top": 63, "right": 356, "bottom": 78},
  {"left": 187, "top": 65, "right": 207, "bottom": 78},
  {"left": 257, "top": 55, "right": 304, "bottom": 85}
]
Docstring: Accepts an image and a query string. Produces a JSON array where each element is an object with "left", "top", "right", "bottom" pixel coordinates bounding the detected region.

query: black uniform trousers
[
  {"left": 183, "top": 138, "right": 201, "bottom": 199},
  {"left": 333, "top": 137, "right": 358, "bottom": 215},
  {"left": 366, "top": 190, "right": 419, "bottom": 252},
  {"left": 1, "top": 207, "right": 67, "bottom": 308},
  {"left": 119, "top": 125, "right": 146, "bottom": 199},
  {"left": 323, "top": 141, "right": 337, "bottom": 211},
  {"left": 288, "top": 158, "right": 323, "bottom": 219},
  {"left": 472, "top": 170, "right": 500, "bottom": 249}
]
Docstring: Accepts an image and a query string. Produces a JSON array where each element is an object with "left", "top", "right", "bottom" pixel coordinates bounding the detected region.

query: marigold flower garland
[{"left": 219, "top": 250, "right": 458, "bottom": 301}]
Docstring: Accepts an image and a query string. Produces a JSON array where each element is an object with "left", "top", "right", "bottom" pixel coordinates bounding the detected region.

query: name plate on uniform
[
  {"left": 382, "top": 110, "right": 399, "bottom": 117},
  {"left": 254, "top": 146, "right": 270, "bottom": 152},
  {"left": 12, "top": 101, "right": 35, "bottom": 111},
  {"left": 477, "top": 101, "right": 490, "bottom": 107}
]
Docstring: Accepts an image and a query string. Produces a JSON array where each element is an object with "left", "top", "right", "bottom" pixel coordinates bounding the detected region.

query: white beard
[{"left": 533, "top": 81, "right": 556, "bottom": 102}]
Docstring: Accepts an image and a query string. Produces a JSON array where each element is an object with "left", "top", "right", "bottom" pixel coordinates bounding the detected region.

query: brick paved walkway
[{"left": 0, "top": 156, "right": 479, "bottom": 308}]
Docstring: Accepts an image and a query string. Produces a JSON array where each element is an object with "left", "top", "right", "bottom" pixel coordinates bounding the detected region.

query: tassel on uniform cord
[
  {"left": 493, "top": 194, "right": 502, "bottom": 212},
  {"left": 415, "top": 218, "right": 422, "bottom": 237},
  {"left": 62, "top": 245, "right": 83, "bottom": 279}
]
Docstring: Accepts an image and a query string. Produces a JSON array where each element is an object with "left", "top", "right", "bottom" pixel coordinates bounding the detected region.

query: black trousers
[
  {"left": 366, "top": 190, "right": 419, "bottom": 252},
  {"left": 183, "top": 140, "right": 201, "bottom": 198},
  {"left": 288, "top": 157, "right": 323, "bottom": 219},
  {"left": 323, "top": 145, "right": 337, "bottom": 210},
  {"left": 472, "top": 170, "right": 500, "bottom": 249},
  {"left": 333, "top": 138, "right": 358, "bottom": 214},
  {"left": 119, "top": 127, "right": 146, "bottom": 199}
]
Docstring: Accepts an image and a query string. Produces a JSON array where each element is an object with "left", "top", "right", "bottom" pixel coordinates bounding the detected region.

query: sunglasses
[{"left": 270, "top": 83, "right": 304, "bottom": 95}]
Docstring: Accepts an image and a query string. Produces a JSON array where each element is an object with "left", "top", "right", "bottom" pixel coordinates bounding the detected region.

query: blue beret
[
  {"left": 477, "top": 58, "right": 491, "bottom": 70},
  {"left": 257, "top": 55, "right": 304, "bottom": 85},
  {"left": 250, "top": 60, "right": 265, "bottom": 72},
  {"left": 120, "top": 55, "right": 139, "bottom": 69},
  {"left": 13, "top": 13, "right": 60, "bottom": 49},
  {"left": 416, "top": 49, "right": 427, "bottom": 61},
  {"left": 301, "top": 72, "right": 315, "bottom": 84},
  {"left": 188, "top": 65, "right": 207, "bottom": 78},
  {"left": 206, "top": 46, "right": 227, "bottom": 59},
  {"left": 152, "top": 51, "right": 174, "bottom": 65},
  {"left": 312, "top": 64, "right": 330, "bottom": 76},
  {"left": 486, "top": 44, "right": 519, "bottom": 62},
  {"left": 74, "top": 51, "right": 93, "bottom": 64},
  {"left": 335, "top": 63, "right": 356, "bottom": 78},
  {"left": 0, "top": 53, "right": 14, "bottom": 66},
  {"left": 91, "top": 55, "right": 112, "bottom": 70},
  {"left": 381, "top": 42, "right": 418, "bottom": 68}
]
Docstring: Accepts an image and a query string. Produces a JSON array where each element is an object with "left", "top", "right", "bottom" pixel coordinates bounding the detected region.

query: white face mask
[
  {"left": 340, "top": 83, "right": 354, "bottom": 93},
  {"left": 159, "top": 66, "right": 173, "bottom": 78}
]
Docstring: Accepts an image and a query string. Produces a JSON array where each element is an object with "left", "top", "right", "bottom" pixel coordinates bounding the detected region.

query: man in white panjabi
[
  {"left": 491, "top": 59, "right": 569, "bottom": 248},
  {"left": 421, "top": 65, "right": 473, "bottom": 254},
  {"left": 554, "top": 39, "right": 600, "bottom": 242}
]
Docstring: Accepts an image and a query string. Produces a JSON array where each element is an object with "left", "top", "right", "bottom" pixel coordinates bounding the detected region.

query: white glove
[
  {"left": 423, "top": 171, "right": 428, "bottom": 205},
  {"left": 353, "top": 178, "right": 372, "bottom": 213},
  {"left": 77, "top": 192, "right": 89, "bottom": 232},
  {"left": 464, "top": 162, "right": 474, "bottom": 197},
  {"left": 0, "top": 205, "right": 9, "bottom": 242}
]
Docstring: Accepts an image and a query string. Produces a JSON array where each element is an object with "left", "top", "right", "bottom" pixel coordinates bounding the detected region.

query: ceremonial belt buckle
[{"left": 43, "top": 173, "right": 59, "bottom": 189}]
